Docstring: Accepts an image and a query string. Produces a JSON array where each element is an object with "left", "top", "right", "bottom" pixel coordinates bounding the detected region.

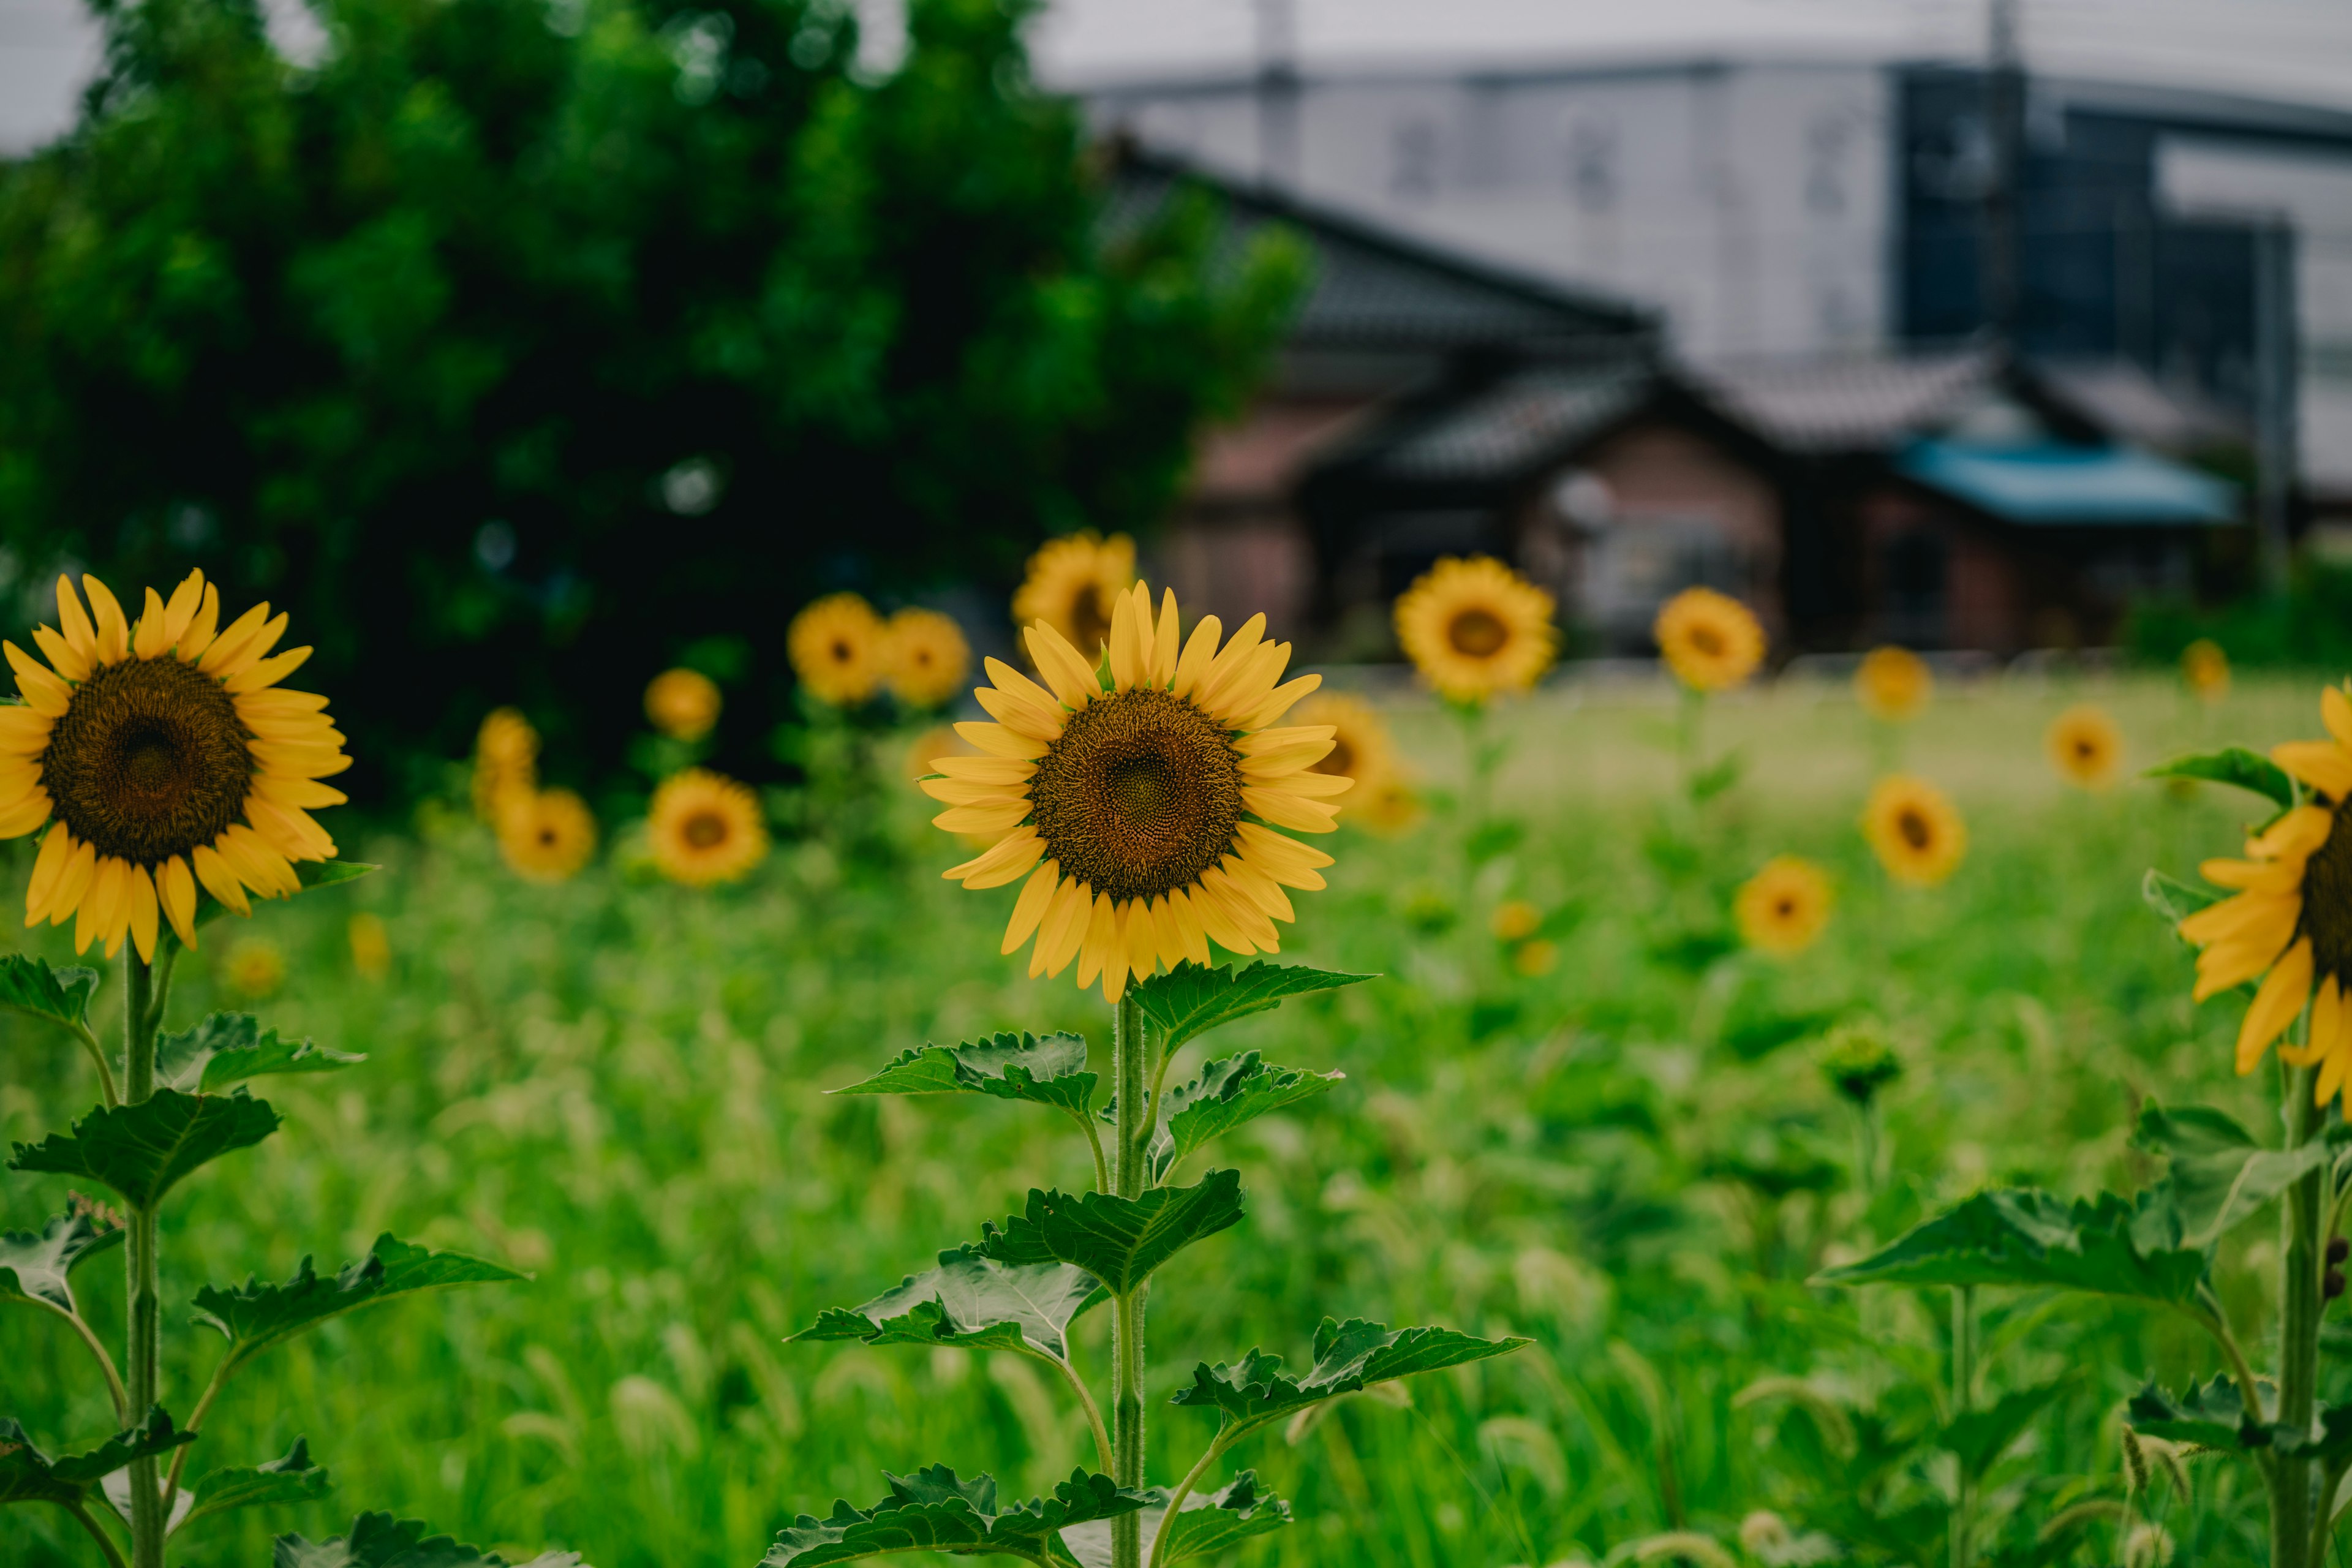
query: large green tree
[{"left": 0, "top": 0, "right": 1303, "bottom": 797}]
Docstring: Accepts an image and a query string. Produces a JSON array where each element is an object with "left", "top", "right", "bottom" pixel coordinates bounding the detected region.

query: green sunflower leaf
[
  {"left": 2146, "top": 747, "right": 2295, "bottom": 808},
  {"left": 834, "top": 1032, "right": 1095, "bottom": 1117},
  {"left": 791, "top": 1247, "right": 1106, "bottom": 1360},
  {"left": 2141, "top": 868, "right": 2222, "bottom": 925},
  {"left": 761, "top": 1466, "right": 1147, "bottom": 1566},
  {"left": 0, "top": 1210, "right": 126, "bottom": 1316},
  {"left": 273, "top": 1511, "right": 587, "bottom": 1567},
  {"left": 1058, "top": 1472, "right": 1291, "bottom": 1568},
  {"left": 8, "top": 1090, "right": 281, "bottom": 1208},
  {"left": 1943, "top": 1376, "right": 2075, "bottom": 1478},
  {"left": 178, "top": 1437, "right": 333, "bottom": 1531},
  {"left": 0, "top": 1408, "right": 194, "bottom": 1508},
  {"left": 151, "top": 1012, "right": 365, "bottom": 1094},
  {"left": 1170, "top": 1318, "right": 1531, "bottom": 1443},
  {"left": 2127, "top": 1376, "right": 2260, "bottom": 1449},
  {"left": 2132, "top": 1102, "right": 2332, "bottom": 1248},
  {"left": 1812, "top": 1187, "right": 2205, "bottom": 1305},
  {"left": 191, "top": 1234, "right": 524, "bottom": 1378},
  {"left": 975, "top": 1172, "right": 1245, "bottom": 1295},
  {"left": 1130, "top": 962, "right": 1375, "bottom": 1057},
  {"left": 0, "top": 955, "right": 100, "bottom": 1031},
  {"left": 1129, "top": 1052, "right": 1344, "bottom": 1183}
]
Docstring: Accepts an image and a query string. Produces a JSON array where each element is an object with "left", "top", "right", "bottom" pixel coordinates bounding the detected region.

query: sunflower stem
[
  {"left": 1110, "top": 991, "right": 1149, "bottom": 1568},
  {"left": 2275, "top": 1055, "right": 2324, "bottom": 1568},
  {"left": 1950, "top": 1285, "right": 1974, "bottom": 1568},
  {"left": 121, "top": 953, "right": 165, "bottom": 1568}
]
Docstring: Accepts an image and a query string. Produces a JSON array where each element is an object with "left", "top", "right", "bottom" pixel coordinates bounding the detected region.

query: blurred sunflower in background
[
  {"left": 1012, "top": 531, "right": 1133, "bottom": 660},
  {"left": 649, "top": 767, "right": 769, "bottom": 886},
  {"left": 2182, "top": 639, "right": 2230, "bottom": 702},
  {"left": 498, "top": 788, "right": 598, "bottom": 883},
  {"left": 2046, "top": 704, "right": 2123, "bottom": 789},
  {"left": 787, "top": 593, "right": 887, "bottom": 707},
  {"left": 1292, "top": 693, "right": 1399, "bottom": 800},
  {"left": 1654, "top": 587, "right": 1765, "bottom": 692},
  {"left": 472, "top": 707, "right": 538, "bottom": 820},
  {"left": 885, "top": 608, "right": 971, "bottom": 710},
  {"left": 1351, "top": 774, "right": 1424, "bottom": 836},
  {"left": 903, "top": 724, "right": 971, "bottom": 784},
  {"left": 1490, "top": 900, "right": 1540, "bottom": 941},
  {"left": 348, "top": 911, "right": 391, "bottom": 981},
  {"left": 1854, "top": 646, "right": 1932, "bottom": 721},
  {"left": 0, "top": 570, "right": 348, "bottom": 960},
  {"left": 1861, "top": 774, "right": 1967, "bottom": 886},
  {"left": 926, "top": 582, "right": 1345, "bottom": 1002},
  {"left": 1393, "top": 556, "right": 1556, "bottom": 704},
  {"left": 224, "top": 936, "right": 287, "bottom": 1000},
  {"left": 644, "top": 668, "right": 722, "bottom": 742},
  {"left": 1735, "top": 855, "right": 1833, "bottom": 956},
  {"left": 2179, "top": 687, "right": 2352, "bottom": 1101}
]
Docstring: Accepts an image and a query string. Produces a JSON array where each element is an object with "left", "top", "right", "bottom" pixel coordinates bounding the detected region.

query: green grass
[{"left": 0, "top": 671, "right": 2328, "bottom": 1567}]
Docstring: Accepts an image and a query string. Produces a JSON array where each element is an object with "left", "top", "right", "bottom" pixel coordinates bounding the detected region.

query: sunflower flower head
[
  {"left": 0, "top": 571, "right": 350, "bottom": 960},
  {"left": 347, "top": 911, "right": 391, "bottom": 981},
  {"left": 1352, "top": 775, "right": 1424, "bottom": 837},
  {"left": 1292, "top": 693, "right": 1397, "bottom": 791},
  {"left": 926, "top": 582, "right": 1348, "bottom": 1002},
  {"left": 472, "top": 707, "right": 538, "bottom": 821},
  {"left": 1393, "top": 556, "right": 1556, "bottom": 705},
  {"left": 1855, "top": 646, "right": 1932, "bottom": 721},
  {"left": 649, "top": 767, "right": 769, "bottom": 887},
  {"left": 2182, "top": 639, "right": 2230, "bottom": 702},
  {"left": 1861, "top": 774, "right": 1967, "bottom": 887},
  {"left": 1013, "top": 532, "right": 1134, "bottom": 662},
  {"left": 788, "top": 593, "right": 888, "bottom": 708},
  {"left": 644, "top": 668, "right": 722, "bottom": 742},
  {"left": 498, "top": 788, "right": 598, "bottom": 884},
  {"left": 2179, "top": 686, "right": 2352, "bottom": 1102},
  {"left": 886, "top": 608, "right": 972, "bottom": 710},
  {"left": 1735, "top": 855, "right": 1833, "bottom": 956},
  {"left": 2046, "top": 704, "right": 2123, "bottom": 789},
  {"left": 1655, "top": 587, "right": 1765, "bottom": 693},
  {"left": 223, "top": 937, "right": 287, "bottom": 1000}
]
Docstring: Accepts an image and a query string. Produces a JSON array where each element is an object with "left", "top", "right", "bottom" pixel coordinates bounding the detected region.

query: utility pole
[
  {"left": 2253, "top": 217, "right": 2300, "bottom": 596},
  {"left": 1254, "top": 0, "right": 1299, "bottom": 189},
  {"left": 1981, "top": 0, "right": 2024, "bottom": 358}
]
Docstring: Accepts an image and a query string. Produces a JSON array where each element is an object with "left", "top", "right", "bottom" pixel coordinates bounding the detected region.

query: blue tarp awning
[{"left": 1897, "top": 439, "right": 2240, "bottom": 526}]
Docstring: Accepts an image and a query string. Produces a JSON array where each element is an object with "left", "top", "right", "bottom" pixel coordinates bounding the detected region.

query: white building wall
[{"left": 1097, "top": 61, "right": 1893, "bottom": 359}]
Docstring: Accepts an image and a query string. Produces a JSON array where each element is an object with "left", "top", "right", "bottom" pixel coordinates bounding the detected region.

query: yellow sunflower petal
[
  {"left": 2250, "top": 806, "right": 2333, "bottom": 862},
  {"left": 1239, "top": 740, "right": 1335, "bottom": 776},
  {"left": 53, "top": 577, "right": 97, "bottom": 665},
  {"left": 2326, "top": 688, "right": 2352, "bottom": 751},
  {"left": 76, "top": 857, "right": 126, "bottom": 956},
  {"left": 1121, "top": 897, "right": 1158, "bottom": 990},
  {"left": 1036, "top": 877, "right": 1093, "bottom": 978},
  {"left": 132, "top": 588, "right": 173, "bottom": 660},
  {"left": 246, "top": 741, "right": 355, "bottom": 778},
  {"left": 1196, "top": 614, "right": 1266, "bottom": 701},
  {"left": 943, "top": 827, "right": 1046, "bottom": 889},
  {"left": 222, "top": 824, "right": 301, "bottom": 897},
  {"left": 1219, "top": 853, "right": 1295, "bottom": 924},
  {"left": 0, "top": 790, "right": 53, "bottom": 839},
  {"left": 2202, "top": 857, "right": 2304, "bottom": 894},
  {"left": 31, "top": 625, "right": 88, "bottom": 684},
  {"left": 1238, "top": 673, "right": 1322, "bottom": 731},
  {"left": 1169, "top": 615, "right": 1224, "bottom": 698},
  {"left": 932, "top": 756, "right": 1038, "bottom": 785},
  {"left": 247, "top": 797, "right": 335, "bottom": 861},
  {"left": 932, "top": 801, "right": 1031, "bottom": 835},
  {"left": 159, "top": 855, "right": 198, "bottom": 951},
  {"left": 23, "top": 822, "right": 69, "bottom": 927},
  {"left": 1151, "top": 588, "right": 1180, "bottom": 688},
  {"left": 1197, "top": 866, "right": 1280, "bottom": 948},
  {"left": 921, "top": 777, "right": 1027, "bottom": 807},
  {"left": 1236, "top": 824, "right": 1330, "bottom": 891},
  {"left": 2275, "top": 741, "right": 2352, "bottom": 800},
  {"left": 175, "top": 583, "right": 221, "bottom": 660},
  {"left": 1242, "top": 786, "right": 1341, "bottom": 834},
  {"left": 195, "top": 601, "right": 273, "bottom": 676},
  {"left": 1107, "top": 586, "right": 1147, "bottom": 694},
  {"left": 4, "top": 643, "right": 72, "bottom": 718},
  {"left": 1188, "top": 875, "right": 1265, "bottom": 957},
  {"left": 1026, "top": 624, "right": 1102, "bottom": 710},
  {"left": 249, "top": 775, "right": 350, "bottom": 810},
  {"left": 126, "top": 865, "right": 159, "bottom": 963},
  {"left": 225, "top": 646, "right": 312, "bottom": 694},
  {"left": 190, "top": 843, "right": 251, "bottom": 918},
  {"left": 1000, "top": 861, "right": 1061, "bottom": 955},
  {"left": 81, "top": 576, "right": 130, "bottom": 665},
  {"left": 1147, "top": 895, "right": 1188, "bottom": 974},
  {"left": 1075, "top": 892, "right": 1119, "bottom": 992},
  {"left": 2179, "top": 890, "right": 2297, "bottom": 947},
  {"left": 2287, "top": 976, "right": 2345, "bottom": 1068},
  {"left": 1165, "top": 888, "right": 1213, "bottom": 967},
  {"left": 232, "top": 687, "right": 332, "bottom": 716},
  {"left": 41, "top": 838, "right": 95, "bottom": 929},
  {"left": 161, "top": 571, "right": 205, "bottom": 647},
  {"left": 2237, "top": 937, "right": 2314, "bottom": 1074},
  {"left": 1200, "top": 636, "right": 1284, "bottom": 723},
  {"left": 1272, "top": 771, "right": 1353, "bottom": 799},
  {"left": 0, "top": 707, "right": 54, "bottom": 757},
  {"left": 955, "top": 720, "right": 1051, "bottom": 760},
  {"left": 1235, "top": 725, "right": 1335, "bottom": 758}
]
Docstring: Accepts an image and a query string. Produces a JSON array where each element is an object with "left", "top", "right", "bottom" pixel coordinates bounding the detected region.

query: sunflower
[
  {"left": 1655, "top": 587, "right": 1765, "bottom": 692},
  {"left": 2178, "top": 687, "right": 2352, "bottom": 1101},
  {"left": 649, "top": 767, "right": 769, "bottom": 887},
  {"left": 1393, "top": 556, "right": 1556, "bottom": 704},
  {"left": 1855, "top": 646, "right": 1932, "bottom": 721},
  {"left": 644, "top": 668, "right": 722, "bottom": 742},
  {"left": 924, "top": 582, "right": 1348, "bottom": 1002},
  {"left": 222, "top": 937, "right": 286, "bottom": 1000},
  {"left": 788, "top": 593, "right": 888, "bottom": 707},
  {"left": 1012, "top": 531, "right": 1134, "bottom": 660},
  {"left": 1735, "top": 855, "right": 1833, "bottom": 956},
  {"left": 347, "top": 911, "right": 391, "bottom": 981},
  {"left": 1861, "top": 774, "right": 1967, "bottom": 886},
  {"left": 2046, "top": 704, "right": 2123, "bottom": 790},
  {"left": 904, "top": 724, "right": 971, "bottom": 784},
  {"left": 2182, "top": 639, "right": 2230, "bottom": 702},
  {"left": 498, "top": 788, "right": 598, "bottom": 884},
  {"left": 1291, "top": 693, "right": 1397, "bottom": 790},
  {"left": 0, "top": 571, "right": 349, "bottom": 962},
  {"left": 472, "top": 707, "right": 538, "bottom": 821},
  {"left": 1490, "top": 900, "right": 1540, "bottom": 942},
  {"left": 886, "top": 608, "right": 971, "bottom": 710}
]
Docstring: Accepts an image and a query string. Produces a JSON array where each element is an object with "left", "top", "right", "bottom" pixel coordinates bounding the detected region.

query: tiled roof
[
  {"left": 1368, "top": 361, "right": 1655, "bottom": 481},
  {"left": 1679, "top": 349, "right": 1995, "bottom": 453}
]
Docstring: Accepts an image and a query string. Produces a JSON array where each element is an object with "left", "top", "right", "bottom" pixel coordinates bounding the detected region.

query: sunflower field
[{"left": 3, "top": 536, "right": 2345, "bottom": 1568}]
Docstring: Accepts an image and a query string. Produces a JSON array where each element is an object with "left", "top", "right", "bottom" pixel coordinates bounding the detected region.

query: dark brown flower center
[
  {"left": 1028, "top": 688, "right": 1243, "bottom": 903},
  {"left": 684, "top": 811, "right": 728, "bottom": 849},
  {"left": 829, "top": 639, "right": 851, "bottom": 665},
  {"left": 1448, "top": 609, "right": 1507, "bottom": 658},
  {"left": 42, "top": 656, "right": 250, "bottom": 865},
  {"left": 2305, "top": 809, "right": 2352, "bottom": 979},
  {"left": 1315, "top": 736, "right": 1355, "bottom": 778},
  {"left": 1898, "top": 809, "right": 1931, "bottom": 850},
  {"left": 1691, "top": 627, "right": 1724, "bottom": 657}
]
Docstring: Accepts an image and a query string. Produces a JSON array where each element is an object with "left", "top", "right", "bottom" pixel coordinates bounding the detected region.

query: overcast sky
[{"left": 6, "top": 0, "right": 2352, "bottom": 153}]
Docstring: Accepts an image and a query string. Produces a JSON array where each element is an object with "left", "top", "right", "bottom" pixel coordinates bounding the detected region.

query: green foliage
[
  {"left": 150, "top": 1012, "right": 366, "bottom": 1093},
  {"left": 2145, "top": 748, "right": 2296, "bottom": 808},
  {"left": 1814, "top": 1188, "right": 2207, "bottom": 1305},
  {"left": 1943, "top": 1378, "right": 2074, "bottom": 1477},
  {"left": 2128, "top": 1376, "right": 2258, "bottom": 1449},
  {"left": 976, "top": 1173, "right": 1245, "bottom": 1294},
  {"left": 2141, "top": 867, "right": 2223, "bottom": 924},
  {"left": 190, "top": 1233, "right": 524, "bottom": 1378},
  {"left": 793, "top": 1247, "right": 1104, "bottom": 1360},
  {"left": 1170, "top": 1318, "right": 1531, "bottom": 1444},
  {"left": 180, "top": 1438, "right": 334, "bottom": 1531},
  {"left": 1129, "top": 963, "right": 1373, "bottom": 1058},
  {"left": 0, "top": 1409, "right": 193, "bottom": 1508},
  {"left": 0, "top": 1211, "right": 124, "bottom": 1316},
  {"left": 2133, "top": 1102, "right": 2330, "bottom": 1248},
  {"left": 0, "top": 0, "right": 1304, "bottom": 797},
  {"left": 760, "top": 1466, "right": 1145, "bottom": 1566},
  {"left": 0, "top": 958, "right": 99, "bottom": 1033},
  {"left": 274, "top": 1511, "right": 587, "bottom": 1567},
  {"left": 1137, "top": 1051, "right": 1343, "bottom": 1183},
  {"left": 1058, "top": 1472, "right": 1289, "bottom": 1568},
  {"left": 835, "top": 1033, "right": 1094, "bottom": 1117},
  {"left": 2128, "top": 561, "right": 2352, "bottom": 674},
  {"left": 7, "top": 1088, "right": 281, "bottom": 1208}
]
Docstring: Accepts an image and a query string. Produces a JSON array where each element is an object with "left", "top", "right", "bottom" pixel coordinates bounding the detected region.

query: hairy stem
[
  {"left": 1044, "top": 1348, "right": 1114, "bottom": 1479},
  {"left": 62, "top": 1496, "right": 130, "bottom": 1568},
  {"left": 1951, "top": 1285, "right": 1973, "bottom": 1568},
  {"left": 160, "top": 1356, "right": 235, "bottom": 1517},
  {"left": 37, "top": 1298, "right": 128, "bottom": 1425},
  {"left": 2276, "top": 1056, "right": 2324, "bottom": 1568},
  {"left": 1068, "top": 1109, "right": 1110, "bottom": 1197},
  {"left": 122, "top": 954, "right": 164, "bottom": 1568},
  {"left": 1110, "top": 992, "right": 1148, "bottom": 1568},
  {"left": 69, "top": 1022, "right": 119, "bottom": 1108},
  {"left": 1146, "top": 1439, "right": 1226, "bottom": 1568}
]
